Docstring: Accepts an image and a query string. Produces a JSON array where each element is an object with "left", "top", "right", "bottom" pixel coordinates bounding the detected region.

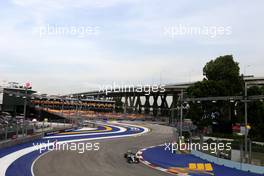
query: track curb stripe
[{"left": 137, "top": 145, "right": 173, "bottom": 175}]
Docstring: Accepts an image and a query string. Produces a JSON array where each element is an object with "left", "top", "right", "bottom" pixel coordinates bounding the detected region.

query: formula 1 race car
[{"left": 124, "top": 149, "right": 140, "bottom": 164}]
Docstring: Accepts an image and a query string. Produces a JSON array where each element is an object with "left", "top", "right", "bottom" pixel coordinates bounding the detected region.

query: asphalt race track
[
  {"left": 33, "top": 122, "right": 174, "bottom": 176},
  {"left": 0, "top": 121, "right": 152, "bottom": 176},
  {"left": 3, "top": 121, "right": 262, "bottom": 176}
]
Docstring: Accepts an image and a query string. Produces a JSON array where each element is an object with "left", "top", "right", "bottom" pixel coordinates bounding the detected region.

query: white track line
[
  {"left": 43, "top": 124, "right": 126, "bottom": 139},
  {"left": 109, "top": 121, "right": 150, "bottom": 133},
  {"left": 31, "top": 150, "right": 52, "bottom": 176},
  {"left": 0, "top": 123, "right": 123, "bottom": 176},
  {"left": 0, "top": 123, "right": 149, "bottom": 176},
  {"left": 74, "top": 127, "right": 97, "bottom": 131}
]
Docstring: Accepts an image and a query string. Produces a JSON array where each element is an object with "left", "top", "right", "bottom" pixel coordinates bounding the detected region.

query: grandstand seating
[{"left": 46, "top": 108, "right": 146, "bottom": 120}]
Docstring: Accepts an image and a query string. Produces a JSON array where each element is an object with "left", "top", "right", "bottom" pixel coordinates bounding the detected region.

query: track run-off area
[
  {"left": 0, "top": 121, "right": 149, "bottom": 176},
  {"left": 138, "top": 145, "right": 264, "bottom": 176},
  {"left": 1, "top": 121, "right": 263, "bottom": 176}
]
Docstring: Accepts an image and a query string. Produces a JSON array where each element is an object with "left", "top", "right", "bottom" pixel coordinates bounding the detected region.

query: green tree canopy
[
  {"left": 186, "top": 55, "right": 264, "bottom": 141},
  {"left": 188, "top": 55, "right": 243, "bottom": 97},
  {"left": 203, "top": 55, "right": 240, "bottom": 81}
]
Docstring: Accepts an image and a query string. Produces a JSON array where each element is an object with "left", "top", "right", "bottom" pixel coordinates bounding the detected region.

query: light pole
[
  {"left": 79, "top": 94, "right": 84, "bottom": 117},
  {"left": 244, "top": 81, "right": 248, "bottom": 163},
  {"left": 23, "top": 82, "right": 32, "bottom": 137},
  {"left": 75, "top": 95, "right": 78, "bottom": 116},
  {"left": 22, "top": 87, "right": 28, "bottom": 137},
  {"left": 180, "top": 89, "right": 183, "bottom": 138}
]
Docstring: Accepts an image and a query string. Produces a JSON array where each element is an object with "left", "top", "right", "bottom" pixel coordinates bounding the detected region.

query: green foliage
[
  {"left": 188, "top": 55, "right": 243, "bottom": 97},
  {"left": 203, "top": 55, "right": 239, "bottom": 81},
  {"left": 248, "top": 86, "right": 264, "bottom": 141},
  {"left": 233, "top": 97, "right": 264, "bottom": 142},
  {"left": 187, "top": 80, "right": 227, "bottom": 97},
  {"left": 203, "top": 55, "right": 243, "bottom": 95},
  {"left": 186, "top": 102, "right": 204, "bottom": 129},
  {"left": 248, "top": 86, "right": 264, "bottom": 96},
  {"left": 186, "top": 55, "right": 264, "bottom": 141},
  {"left": 187, "top": 55, "right": 242, "bottom": 131}
]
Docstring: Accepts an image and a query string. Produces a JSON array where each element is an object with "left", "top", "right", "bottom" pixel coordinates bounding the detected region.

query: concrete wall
[
  {"left": 191, "top": 150, "right": 264, "bottom": 174},
  {"left": 0, "top": 134, "right": 41, "bottom": 150}
]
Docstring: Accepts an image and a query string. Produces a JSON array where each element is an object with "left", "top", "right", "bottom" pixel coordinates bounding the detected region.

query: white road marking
[
  {"left": 43, "top": 124, "right": 126, "bottom": 139},
  {"left": 0, "top": 123, "right": 149, "bottom": 176}
]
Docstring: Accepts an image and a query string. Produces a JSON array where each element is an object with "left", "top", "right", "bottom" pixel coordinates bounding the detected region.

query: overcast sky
[{"left": 0, "top": 0, "right": 263, "bottom": 94}]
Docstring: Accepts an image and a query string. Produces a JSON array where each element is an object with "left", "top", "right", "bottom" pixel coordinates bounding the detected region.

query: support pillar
[
  {"left": 144, "top": 95, "right": 150, "bottom": 114},
  {"left": 124, "top": 95, "right": 128, "bottom": 113},
  {"left": 160, "top": 94, "right": 169, "bottom": 116},
  {"left": 129, "top": 95, "right": 136, "bottom": 112},
  {"left": 152, "top": 94, "right": 158, "bottom": 117},
  {"left": 135, "top": 95, "right": 142, "bottom": 113},
  {"left": 170, "top": 94, "right": 177, "bottom": 125}
]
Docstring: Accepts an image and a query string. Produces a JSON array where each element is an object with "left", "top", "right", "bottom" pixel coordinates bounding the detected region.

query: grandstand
[
  {"left": 0, "top": 111, "right": 34, "bottom": 140},
  {"left": 1, "top": 86, "right": 35, "bottom": 115},
  {"left": 0, "top": 81, "right": 149, "bottom": 142},
  {"left": 31, "top": 98, "right": 115, "bottom": 112},
  {"left": 46, "top": 109, "right": 146, "bottom": 120}
]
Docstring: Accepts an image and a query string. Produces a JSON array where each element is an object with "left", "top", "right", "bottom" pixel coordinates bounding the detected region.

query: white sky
[{"left": 0, "top": 0, "right": 263, "bottom": 94}]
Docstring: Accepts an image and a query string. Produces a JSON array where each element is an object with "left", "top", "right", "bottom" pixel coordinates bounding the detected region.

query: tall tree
[
  {"left": 203, "top": 55, "right": 242, "bottom": 96},
  {"left": 187, "top": 55, "right": 243, "bottom": 127}
]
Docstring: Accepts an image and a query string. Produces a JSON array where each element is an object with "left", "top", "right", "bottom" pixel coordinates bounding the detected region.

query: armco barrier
[
  {"left": 191, "top": 150, "right": 264, "bottom": 174},
  {"left": 0, "top": 134, "right": 42, "bottom": 150},
  {"left": 0, "top": 126, "right": 74, "bottom": 149}
]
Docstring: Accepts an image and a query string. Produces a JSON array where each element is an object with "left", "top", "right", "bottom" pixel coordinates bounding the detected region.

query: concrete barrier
[
  {"left": 0, "top": 134, "right": 42, "bottom": 150},
  {"left": 0, "top": 126, "right": 75, "bottom": 150},
  {"left": 191, "top": 150, "right": 264, "bottom": 174}
]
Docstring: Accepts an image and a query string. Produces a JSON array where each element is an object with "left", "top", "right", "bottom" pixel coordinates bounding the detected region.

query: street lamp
[
  {"left": 180, "top": 89, "right": 184, "bottom": 139},
  {"left": 22, "top": 88, "right": 28, "bottom": 137},
  {"left": 22, "top": 82, "right": 31, "bottom": 137},
  {"left": 244, "top": 81, "right": 249, "bottom": 163}
]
